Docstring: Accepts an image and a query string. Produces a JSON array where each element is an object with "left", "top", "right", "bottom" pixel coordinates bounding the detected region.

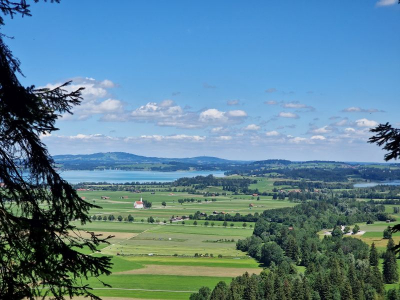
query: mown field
[{"left": 73, "top": 181, "right": 296, "bottom": 300}]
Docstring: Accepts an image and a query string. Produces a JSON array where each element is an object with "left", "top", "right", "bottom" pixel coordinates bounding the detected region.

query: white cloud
[
  {"left": 100, "top": 79, "right": 116, "bottom": 88},
  {"left": 199, "top": 109, "right": 227, "bottom": 122},
  {"left": 312, "top": 126, "right": 331, "bottom": 134},
  {"left": 282, "top": 101, "right": 313, "bottom": 110},
  {"left": 140, "top": 134, "right": 206, "bottom": 142},
  {"left": 217, "top": 136, "right": 232, "bottom": 141},
  {"left": 376, "top": 0, "right": 397, "bottom": 6},
  {"left": 342, "top": 107, "right": 384, "bottom": 113},
  {"left": 43, "top": 77, "right": 121, "bottom": 121},
  {"left": 244, "top": 124, "right": 260, "bottom": 131},
  {"left": 265, "top": 131, "right": 280, "bottom": 136},
  {"left": 355, "top": 118, "right": 379, "bottom": 128},
  {"left": 278, "top": 112, "right": 299, "bottom": 119},
  {"left": 226, "top": 110, "right": 247, "bottom": 117},
  {"left": 131, "top": 101, "right": 183, "bottom": 120},
  {"left": 265, "top": 88, "right": 277, "bottom": 93},
  {"left": 64, "top": 133, "right": 118, "bottom": 141},
  {"left": 289, "top": 137, "right": 308, "bottom": 144},
  {"left": 211, "top": 127, "right": 226, "bottom": 133},
  {"left": 311, "top": 135, "right": 326, "bottom": 140},
  {"left": 264, "top": 100, "right": 277, "bottom": 105},
  {"left": 344, "top": 127, "right": 356, "bottom": 133},
  {"left": 94, "top": 99, "right": 123, "bottom": 113},
  {"left": 199, "top": 109, "right": 247, "bottom": 124}
]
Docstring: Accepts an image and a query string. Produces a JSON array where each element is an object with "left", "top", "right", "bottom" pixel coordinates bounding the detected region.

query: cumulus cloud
[
  {"left": 266, "top": 131, "right": 280, "bottom": 136},
  {"left": 278, "top": 112, "right": 299, "bottom": 119},
  {"left": 106, "top": 102, "right": 248, "bottom": 129},
  {"left": 342, "top": 107, "right": 384, "bottom": 113},
  {"left": 289, "top": 137, "right": 308, "bottom": 144},
  {"left": 226, "top": 110, "right": 247, "bottom": 117},
  {"left": 355, "top": 118, "right": 379, "bottom": 128},
  {"left": 282, "top": 101, "right": 315, "bottom": 111},
  {"left": 199, "top": 109, "right": 247, "bottom": 125},
  {"left": 211, "top": 127, "right": 226, "bottom": 133},
  {"left": 43, "top": 77, "right": 122, "bottom": 121},
  {"left": 140, "top": 134, "right": 206, "bottom": 142},
  {"left": 265, "top": 88, "right": 277, "bottom": 93},
  {"left": 311, "top": 126, "right": 332, "bottom": 134},
  {"left": 131, "top": 101, "right": 183, "bottom": 120},
  {"left": 244, "top": 124, "right": 260, "bottom": 131},
  {"left": 344, "top": 128, "right": 356, "bottom": 133},
  {"left": 376, "top": 0, "right": 397, "bottom": 6},
  {"left": 311, "top": 135, "right": 326, "bottom": 140},
  {"left": 265, "top": 100, "right": 314, "bottom": 111}
]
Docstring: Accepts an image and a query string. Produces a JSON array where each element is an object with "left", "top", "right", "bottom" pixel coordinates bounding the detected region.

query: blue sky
[{"left": 3, "top": 0, "right": 400, "bottom": 161}]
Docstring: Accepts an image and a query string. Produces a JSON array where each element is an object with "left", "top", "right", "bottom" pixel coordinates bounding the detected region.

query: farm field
[
  {"left": 72, "top": 220, "right": 261, "bottom": 299},
  {"left": 72, "top": 185, "right": 295, "bottom": 299},
  {"left": 70, "top": 175, "right": 400, "bottom": 298},
  {"left": 79, "top": 190, "right": 296, "bottom": 222}
]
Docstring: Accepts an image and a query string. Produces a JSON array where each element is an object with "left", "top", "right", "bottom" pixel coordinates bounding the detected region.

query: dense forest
[{"left": 191, "top": 199, "right": 399, "bottom": 300}]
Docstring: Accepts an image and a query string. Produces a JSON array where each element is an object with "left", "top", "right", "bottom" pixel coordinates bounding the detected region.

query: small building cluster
[{"left": 170, "top": 215, "right": 189, "bottom": 222}]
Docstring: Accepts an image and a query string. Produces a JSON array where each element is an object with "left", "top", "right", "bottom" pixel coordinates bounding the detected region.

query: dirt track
[{"left": 115, "top": 264, "right": 262, "bottom": 277}]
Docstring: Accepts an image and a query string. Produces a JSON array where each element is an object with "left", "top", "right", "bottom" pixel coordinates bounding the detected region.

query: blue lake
[
  {"left": 57, "top": 169, "right": 226, "bottom": 184},
  {"left": 353, "top": 180, "right": 400, "bottom": 188}
]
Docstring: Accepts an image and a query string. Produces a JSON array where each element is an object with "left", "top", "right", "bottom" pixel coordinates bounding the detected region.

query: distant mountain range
[
  {"left": 53, "top": 152, "right": 247, "bottom": 171},
  {"left": 53, "top": 152, "right": 394, "bottom": 171}
]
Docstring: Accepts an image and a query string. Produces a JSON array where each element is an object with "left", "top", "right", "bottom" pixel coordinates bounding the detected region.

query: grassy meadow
[{"left": 72, "top": 178, "right": 295, "bottom": 299}]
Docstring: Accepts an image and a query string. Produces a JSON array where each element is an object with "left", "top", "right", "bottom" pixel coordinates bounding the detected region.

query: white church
[{"left": 134, "top": 198, "right": 144, "bottom": 209}]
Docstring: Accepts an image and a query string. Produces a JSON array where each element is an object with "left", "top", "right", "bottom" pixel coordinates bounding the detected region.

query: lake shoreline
[
  {"left": 353, "top": 180, "right": 400, "bottom": 188},
  {"left": 57, "top": 169, "right": 226, "bottom": 184}
]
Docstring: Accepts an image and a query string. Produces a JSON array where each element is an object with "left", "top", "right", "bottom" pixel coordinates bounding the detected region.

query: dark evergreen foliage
[
  {"left": 194, "top": 199, "right": 388, "bottom": 300},
  {"left": 0, "top": 2, "right": 111, "bottom": 299}
]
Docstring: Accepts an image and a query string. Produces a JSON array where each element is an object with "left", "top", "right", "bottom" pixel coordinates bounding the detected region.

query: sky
[{"left": 2, "top": 0, "right": 400, "bottom": 162}]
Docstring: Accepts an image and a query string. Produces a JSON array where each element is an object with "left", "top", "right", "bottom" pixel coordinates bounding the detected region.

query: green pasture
[
  {"left": 71, "top": 189, "right": 294, "bottom": 299},
  {"left": 123, "top": 256, "right": 260, "bottom": 268},
  {"left": 78, "top": 221, "right": 253, "bottom": 257},
  {"left": 80, "top": 190, "right": 296, "bottom": 221},
  {"left": 85, "top": 274, "right": 232, "bottom": 300},
  {"left": 248, "top": 177, "right": 276, "bottom": 192}
]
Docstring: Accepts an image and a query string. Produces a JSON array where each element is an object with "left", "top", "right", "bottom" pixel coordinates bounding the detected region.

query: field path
[{"left": 114, "top": 264, "right": 262, "bottom": 277}]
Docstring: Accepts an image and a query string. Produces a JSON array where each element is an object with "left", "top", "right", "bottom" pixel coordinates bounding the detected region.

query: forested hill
[
  {"left": 53, "top": 152, "right": 245, "bottom": 171},
  {"left": 191, "top": 199, "right": 392, "bottom": 300},
  {"left": 53, "top": 153, "right": 400, "bottom": 180}
]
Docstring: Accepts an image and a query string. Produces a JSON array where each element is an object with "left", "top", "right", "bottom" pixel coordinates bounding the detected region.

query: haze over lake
[
  {"left": 353, "top": 180, "right": 400, "bottom": 188},
  {"left": 58, "top": 169, "right": 226, "bottom": 184}
]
